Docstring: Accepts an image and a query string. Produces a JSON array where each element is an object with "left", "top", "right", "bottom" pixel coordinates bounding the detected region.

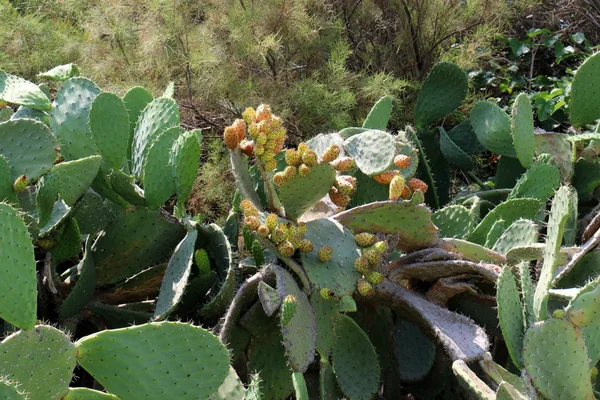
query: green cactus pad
[
  {"left": 344, "top": 129, "right": 395, "bottom": 175},
  {"left": 59, "top": 238, "right": 96, "bottom": 318},
  {"left": 0, "top": 203, "right": 37, "bottom": 329},
  {"left": 533, "top": 186, "right": 572, "bottom": 321},
  {"left": 0, "top": 119, "right": 58, "bottom": 181},
  {"left": 564, "top": 188, "right": 578, "bottom": 247},
  {"left": 362, "top": 95, "right": 393, "bottom": 130},
  {"left": 258, "top": 281, "right": 281, "bottom": 317},
  {"left": 90, "top": 92, "right": 130, "bottom": 169},
  {"left": 122, "top": 87, "right": 153, "bottom": 162},
  {"left": 39, "top": 198, "right": 75, "bottom": 238},
  {"left": 332, "top": 315, "right": 380, "bottom": 400},
  {"left": 478, "top": 354, "right": 527, "bottom": 395},
  {"left": 566, "top": 279, "right": 600, "bottom": 327},
  {"left": 0, "top": 106, "right": 13, "bottom": 122},
  {"left": 570, "top": 51, "right": 600, "bottom": 127},
  {"left": 523, "top": 318, "right": 594, "bottom": 399},
  {"left": 471, "top": 101, "right": 517, "bottom": 158},
  {"left": 583, "top": 324, "right": 600, "bottom": 366},
  {"left": 73, "top": 189, "right": 121, "bottom": 235},
  {"left": 35, "top": 172, "right": 59, "bottom": 227},
  {"left": 534, "top": 132, "right": 573, "bottom": 180},
  {"left": 439, "top": 127, "right": 474, "bottom": 170},
  {"left": 131, "top": 97, "right": 180, "bottom": 180},
  {"left": 306, "top": 132, "right": 345, "bottom": 159},
  {"left": 432, "top": 205, "right": 475, "bottom": 239},
  {"left": 0, "top": 155, "right": 17, "bottom": 205},
  {"left": 338, "top": 295, "right": 357, "bottom": 312},
  {"left": 452, "top": 360, "right": 495, "bottom": 400},
  {"left": 154, "top": 229, "right": 198, "bottom": 320},
  {"left": 52, "top": 155, "right": 103, "bottom": 206},
  {"left": 208, "top": 367, "right": 246, "bottom": 400},
  {"left": 497, "top": 266, "right": 525, "bottom": 369},
  {"left": 199, "top": 258, "right": 237, "bottom": 318},
  {"left": 49, "top": 77, "right": 101, "bottom": 160},
  {"left": 247, "top": 328, "right": 294, "bottom": 400},
  {"left": 0, "top": 70, "right": 51, "bottom": 111},
  {"left": 87, "top": 303, "right": 151, "bottom": 328},
  {"left": 484, "top": 218, "right": 506, "bottom": 249},
  {"left": 278, "top": 162, "right": 336, "bottom": 220},
  {"left": 0, "top": 379, "right": 26, "bottom": 400},
  {"left": 555, "top": 251, "right": 600, "bottom": 289},
  {"left": 169, "top": 130, "right": 200, "bottom": 206},
  {"left": 142, "top": 127, "right": 182, "bottom": 208},
  {"left": 496, "top": 382, "right": 527, "bottom": 400},
  {"left": 493, "top": 219, "right": 538, "bottom": 255},
  {"left": 274, "top": 266, "right": 317, "bottom": 372},
  {"left": 63, "top": 388, "right": 119, "bottom": 399},
  {"left": 393, "top": 319, "right": 436, "bottom": 381},
  {"left": 107, "top": 169, "right": 146, "bottom": 207},
  {"left": 0, "top": 325, "right": 76, "bottom": 400},
  {"left": 52, "top": 217, "right": 81, "bottom": 264},
  {"left": 75, "top": 321, "right": 230, "bottom": 400},
  {"left": 299, "top": 218, "right": 361, "bottom": 296},
  {"left": 11, "top": 105, "right": 48, "bottom": 124},
  {"left": 292, "top": 372, "right": 309, "bottom": 400},
  {"left": 230, "top": 148, "right": 262, "bottom": 208},
  {"left": 38, "top": 64, "right": 80, "bottom": 81},
  {"left": 468, "top": 198, "right": 541, "bottom": 245},
  {"left": 511, "top": 93, "right": 535, "bottom": 168},
  {"left": 447, "top": 119, "right": 486, "bottom": 154},
  {"left": 93, "top": 208, "right": 185, "bottom": 286},
  {"left": 508, "top": 163, "right": 560, "bottom": 201},
  {"left": 334, "top": 200, "right": 438, "bottom": 252},
  {"left": 339, "top": 126, "right": 369, "bottom": 138},
  {"left": 347, "top": 169, "right": 389, "bottom": 207},
  {"left": 310, "top": 291, "right": 340, "bottom": 358},
  {"left": 223, "top": 210, "right": 240, "bottom": 252},
  {"left": 414, "top": 61, "right": 468, "bottom": 128}
]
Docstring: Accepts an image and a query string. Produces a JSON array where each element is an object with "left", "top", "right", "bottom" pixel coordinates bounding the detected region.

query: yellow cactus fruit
[
  {"left": 232, "top": 118, "right": 247, "bottom": 141},
  {"left": 298, "top": 142, "right": 308, "bottom": 156},
  {"left": 301, "top": 149, "right": 318, "bottom": 166},
  {"left": 389, "top": 175, "right": 406, "bottom": 201},
  {"left": 223, "top": 126, "right": 240, "bottom": 150},
  {"left": 298, "top": 239, "right": 314, "bottom": 253},
  {"left": 373, "top": 170, "right": 399, "bottom": 185},
  {"left": 242, "top": 107, "right": 256, "bottom": 124},
  {"left": 330, "top": 157, "right": 355, "bottom": 172},
  {"left": 244, "top": 216, "right": 261, "bottom": 231},
  {"left": 248, "top": 122, "right": 260, "bottom": 139},
  {"left": 254, "top": 143, "right": 265, "bottom": 156},
  {"left": 318, "top": 246, "right": 333, "bottom": 262},
  {"left": 283, "top": 166, "right": 297, "bottom": 179},
  {"left": 334, "top": 176, "right": 356, "bottom": 196},
  {"left": 285, "top": 149, "right": 302, "bottom": 166},
  {"left": 357, "top": 278, "right": 374, "bottom": 297},
  {"left": 322, "top": 144, "right": 341, "bottom": 162},
  {"left": 298, "top": 164, "right": 311, "bottom": 177},
  {"left": 354, "top": 256, "right": 369, "bottom": 274},
  {"left": 273, "top": 172, "right": 288, "bottom": 188},
  {"left": 365, "top": 271, "right": 384, "bottom": 285},
  {"left": 263, "top": 159, "right": 278, "bottom": 172},
  {"left": 13, "top": 175, "right": 29, "bottom": 193},
  {"left": 240, "top": 199, "right": 259, "bottom": 217},
  {"left": 355, "top": 233, "right": 376, "bottom": 248},
  {"left": 329, "top": 187, "right": 351, "bottom": 208},
  {"left": 256, "top": 132, "right": 268, "bottom": 145},
  {"left": 257, "top": 225, "right": 270, "bottom": 237},
  {"left": 255, "top": 104, "right": 272, "bottom": 122},
  {"left": 266, "top": 213, "right": 279, "bottom": 231},
  {"left": 297, "top": 222, "right": 307, "bottom": 236},
  {"left": 278, "top": 240, "right": 295, "bottom": 257}
]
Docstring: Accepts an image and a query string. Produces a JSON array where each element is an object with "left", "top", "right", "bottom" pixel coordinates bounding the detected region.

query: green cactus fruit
[
  {"left": 270, "top": 225, "right": 286, "bottom": 244},
  {"left": 298, "top": 163, "right": 311, "bottom": 177},
  {"left": 89, "top": 92, "right": 130, "bottom": 169},
  {"left": 75, "top": 322, "right": 230, "bottom": 400},
  {"left": 372, "top": 241, "right": 389, "bottom": 254},
  {"left": 511, "top": 93, "right": 536, "bottom": 168},
  {"left": 320, "top": 287, "right": 334, "bottom": 300},
  {"left": 355, "top": 232, "right": 376, "bottom": 247},
  {"left": 285, "top": 148, "right": 302, "bottom": 166},
  {"left": 357, "top": 278, "right": 374, "bottom": 296},
  {"left": 278, "top": 240, "right": 295, "bottom": 257},
  {"left": 322, "top": 144, "right": 341, "bottom": 162},
  {"left": 298, "top": 239, "right": 314, "bottom": 253},
  {"left": 251, "top": 240, "right": 265, "bottom": 266},
  {"left": 318, "top": 246, "right": 333, "bottom": 262},
  {"left": 0, "top": 203, "right": 37, "bottom": 329},
  {"left": 414, "top": 61, "right": 468, "bottom": 128},
  {"left": 279, "top": 161, "right": 336, "bottom": 219},
  {"left": 0, "top": 70, "right": 51, "bottom": 111},
  {"left": 570, "top": 51, "right": 600, "bottom": 127},
  {"left": 523, "top": 318, "right": 595, "bottom": 399},
  {"left": 194, "top": 249, "right": 211, "bottom": 276},
  {"left": 497, "top": 266, "right": 525, "bottom": 369},
  {"left": 552, "top": 309, "right": 566, "bottom": 319},
  {"left": 365, "top": 271, "right": 384, "bottom": 285},
  {"left": 363, "top": 249, "right": 382, "bottom": 266},
  {"left": 281, "top": 294, "right": 297, "bottom": 326},
  {"left": 566, "top": 280, "right": 600, "bottom": 327},
  {"left": 354, "top": 256, "right": 370, "bottom": 274},
  {"left": 12, "top": 174, "right": 28, "bottom": 193},
  {"left": 263, "top": 213, "right": 276, "bottom": 230},
  {"left": 470, "top": 100, "right": 516, "bottom": 158}
]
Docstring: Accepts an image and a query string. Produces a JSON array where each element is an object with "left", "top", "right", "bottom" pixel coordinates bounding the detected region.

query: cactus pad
[
  {"left": 49, "top": 77, "right": 101, "bottom": 160},
  {"left": 0, "top": 203, "right": 37, "bottom": 329},
  {"left": 169, "top": 130, "right": 200, "bottom": 206},
  {"left": 335, "top": 200, "right": 437, "bottom": 251},
  {"left": 471, "top": 101, "right": 516, "bottom": 158},
  {"left": 59, "top": 238, "right": 96, "bottom": 318},
  {"left": 432, "top": 205, "right": 475, "bottom": 239},
  {"left": 0, "top": 70, "right": 51, "bottom": 111},
  {"left": 414, "top": 61, "right": 468, "bottom": 128},
  {"left": 310, "top": 291, "right": 340, "bottom": 358},
  {"left": 523, "top": 318, "right": 594, "bottom": 399},
  {"left": 0, "top": 379, "right": 26, "bottom": 400},
  {"left": 452, "top": 360, "right": 495, "bottom": 400},
  {"left": 53, "top": 155, "right": 103, "bottom": 205},
  {"left": 89, "top": 92, "right": 130, "bottom": 169},
  {"left": 142, "top": 127, "right": 182, "bottom": 208},
  {"left": 75, "top": 322, "right": 230, "bottom": 400},
  {"left": 344, "top": 130, "right": 395, "bottom": 175},
  {"left": 493, "top": 219, "right": 538, "bottom": 255},
  {"left": 362, "top": 95, "right": 393, "bottom": 130},
  {"left": 122, "top": 86, "right": 153, "bottom": 160},
  {"left": 566, "top": 279, "right": 600, "bottom": 327},
  {"left": 511, "top": 93, "right": 535, "bottom": 168},
  {"left": 570, "top": 51, "right": 600, "bottom": 127},
  {"left": 258, "top": 281, "right": 281, "bottom": 317},
  {"left": 299, "top": 218, "right": 361, "bottom": 296},
  {"left": 278, "top": 162, "right": 336, "bottom": 220},
  {"left": 497, "top": 266, "right": 525, "bottom": 369},
  {"left": 207, "top": 367, "right": 246, "bottom": 400},
  {"left": 306, "top": 132, "right": 345, "bottom": 159},
  {"left": 0, "top": 155, "right": 17, "bottom": 205},
  {"left": 63, "top": 388, "right": 119, "bottom": 399},
  {"left": 131, "top": 97, "right": 180, "bottom": 180},
  {"left": 331, "top": 314, "right": 380, "bottom": 400},
  {"left": 0, "top": 119, "right": 58, "bottom": 181},
  {"left": 154, "top": 229, "right": 198, "bottom": 320},
  {"left": 393, "top": 319, "right": 436, "bottom": 381},
  {"left": 0, "top": 325, "right": 76, "bottom": 400},
  {"left": 38, "top": 63, "right": 80, "bottom": 81},
  {"left": 508, "top": 163, "right": 560, "bottom": 201},
  {"left": 439, "top": 127, "right": 474, "bottom": 170},
  {"left": 11, "top": 106, "right": 48, "bottom": 123}
]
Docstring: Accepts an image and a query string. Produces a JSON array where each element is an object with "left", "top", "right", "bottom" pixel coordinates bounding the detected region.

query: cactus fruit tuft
[
  {"left": 318, "top": 246, "right": 333, "bottom": 262},
  {"left": 302, "top": 149, "right": 318, "bottom": 166},
  {"left": 354, "top": 256, "right": 370, "bottom": 274},
  {"left": 320, "top": 287, "right": 334, "bottom": 300},
  {"left": 322, "top": 144, "right": 341, "bottom": 162},
  {"left": 408, "top": 178, "right": 428, "bottom": 193},
  {"left": 394, "top": 154, "right": 412, "bottom": 168},
  {"left": 244, "top": 216, "right": 261, "bottom": 231},
  {"left": 266, "top": 213, "right": 279, "bottom": 230},
  {"left": 298, "top": 163, "right": 311, "bottom": 177},
  {"left": 389, "top": 175, "right": 406, "bottom": 200},
  {"left": 355, "top": 232, "right": 376, "bottom": 247},
  {"left": 331, "top": 157, "right": 356, "bottom": 172},
  {"left": 373, "top": 171, "right": 398, "bottom": 185},
  {"left": 357, "top": 278, "right": 374, "bottom": 296},
  {"left": 285, "top": 149, "right": 302, "bottom": 166},
  {"left": 298, "top": 239, "right": 314, "bottom": 253},
  {"left": 278, "top": 240, "right": 295, "bottom": 257},
  {"left": 281, "top": 294, "right": 297, "bottom": 325},
  {"left": 223, "top": 126, "right": 239, "bottom": 150},
  {"left": 365, "top": 271, "right": 384, "bottom": 285},
  {"left": 13, "top": 175, "right": 28, "bottom": 193},
  {"left": 194, "top": 249, "right": 211, "bottom": 276}
]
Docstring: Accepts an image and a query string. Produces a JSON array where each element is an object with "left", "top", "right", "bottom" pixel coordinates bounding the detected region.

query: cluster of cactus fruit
[{"left": 2, "top": 50, "right": 600, "bottom": 400}]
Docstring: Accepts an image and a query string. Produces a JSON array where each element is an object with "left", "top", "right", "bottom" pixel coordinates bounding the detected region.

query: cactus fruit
[
  {"left": 281, "top": 294, "right": 297, "bottom": 326},
  {"left": 553, "top": 309, "right": 566, "bottom": 319},
  {"left": 373, "top": 171, "right": 398, "bottom": 184},
  {"left": 318, "top": 246, "right": 333, "bottom": 262},
  {"left": 285, "top": 149, "right": 302, "bottom": 166},
  {"left": 278, "top": 240, "right": 295, "bottom": 257},
  {"left": 372, "top": 241, "right": 389, "bottom": 254},
  {"left": 329, "top": 187, "right": 351, "bottom": 207},
  {"left": 244, "top": 216, "right": 261, "bottom": 231},
  {"left": 240, "top": 140, "right": 254, "bottom": 157},
  {"left": 223, "top": 126, "right": 239, "bottom": 150},
  {"left": 242, "top": 107, "right": 256, "bottom": 124},
  {"left": 298, "top": 142, "right": 308, "bottom": 156},
  {"left": 394, "top": 154, "right": 412, "bottom": 168},
  {"left": 272, "top": 225, "right": 287, "bottom": 244},
  {"left": 363, "top": 249, "right": 382, "bottom": 266},
  {"left": 365, "top": 271, "right": 384, "bottom": 285},
  {"left": 355, "top": 232, "right": 376, "bottom": 247},
  {"left": 194, "top": 249, "right": 211, "bottom": 276},
  {"left": 298, "top": 239, "right": 314, "bottom": 253},
  {"left": 320, "top": 288, "right": 334, "bottom": 300},
  {"left": 257, "top": 225, "right": 270, "bottom": 237},
  {"left": 408, "top": 178, "right": 428, "bottom": 193},
  {"left": 298, "top": 164, "right": 311, "bottom": 177},
  {"left": 265, "top": 213, "right": 278, "bottom": 230},
  {"left": 322, "top": 145, "right": 341, "bottom": 162},
  {"left": 331, "top": 157, "right": 356, "bottom": 172},
  {"left": 400, "top": 185, "right": 412, "bottom": 198},
  {"left": 273, "top": 172, "right": 287, "bottom": 188},
  {"left": 354, "top": 256, "right": 370, "bottom": 274},
  {"left": 283, "top": 166, "right": 297, "bottom": 179},
  {"left": 240, "top": 199, "right": 259, "bottom": 217},
  {"left": 302, "top": 149, "right": 318, "bottom": 166},
  {"left": 255, "top": 104, "right": 272, "bottom": 122},
  {"left": 357, "top": 278, "right": 374, "bottom": 296},
  {"left": 232, "top": 119, "right": 247, "bottom": 141},
  {"left": 37, "top": 237, "right": 56, "bottom": 249},
  {"left": 12, "top": 175, "right": 28, "bottom": 193},
  {"left": 263, "top": 159, "right": 277, "bottom": 172},
  {"left": 389, "top": 175, "right": 406, "bottom": 200},
  {"left": 297, "top": 222, "right": 307, "bottom": 236},
  {"left": 334, "top": 176, "right": 356, "bottom": 196}
]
